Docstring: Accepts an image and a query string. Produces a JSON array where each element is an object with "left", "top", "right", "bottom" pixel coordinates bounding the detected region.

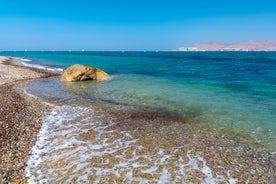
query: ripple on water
[{"left": 26, "top": 105, "right": 238, "bottom": 183}]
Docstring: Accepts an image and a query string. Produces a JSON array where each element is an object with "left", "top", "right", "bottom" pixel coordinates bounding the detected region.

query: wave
[
  {"left": 15, "top": 57, "right": 64, "bottom": 73},
  {"left": 19, "top": 58, "right": 32, "bottom": 62},
  {"left": 25, "top": 103, "right": 237, "bottom": 183},
  {"left": 22, "top": 63, "right": 63, "bottom": 73},
  {"left": 22, "top": 62, "right": 64, "bottom": 73}
]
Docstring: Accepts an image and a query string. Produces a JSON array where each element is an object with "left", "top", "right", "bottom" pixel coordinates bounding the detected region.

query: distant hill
[{"left": 178, "top": 40, "right": 276, "bottom": 51}]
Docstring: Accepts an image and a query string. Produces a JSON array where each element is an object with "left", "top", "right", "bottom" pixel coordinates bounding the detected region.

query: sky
[{"left": 0, "top": 0, "right": 276, "bottom": 51}]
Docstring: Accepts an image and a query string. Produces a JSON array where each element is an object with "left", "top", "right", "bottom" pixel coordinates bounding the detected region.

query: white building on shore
[{"left": 177, "top": 47, "right": 205, "bottom": 51}]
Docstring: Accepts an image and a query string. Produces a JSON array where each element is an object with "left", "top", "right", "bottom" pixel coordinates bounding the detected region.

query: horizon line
[{"left": 1, "top": 50, "right": 276, "bottom": 52}]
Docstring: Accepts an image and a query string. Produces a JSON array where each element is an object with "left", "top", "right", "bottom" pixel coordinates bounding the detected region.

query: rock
[{"left": 61, "top": 64, "right": 110, "bottom": 82}]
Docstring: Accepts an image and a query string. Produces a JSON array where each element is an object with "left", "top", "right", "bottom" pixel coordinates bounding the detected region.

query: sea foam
[
  {"left": 25, "top": 104, "right": 237, "bottom": 183},
  {"left": 19, "top": 58, "right": 32, "bottom": 62},
  {"left": 16, "top": 57, "right": 64, "bottom": 73},
  {"left": 21, "top": 61, "right": 64, "bottom": 73}
]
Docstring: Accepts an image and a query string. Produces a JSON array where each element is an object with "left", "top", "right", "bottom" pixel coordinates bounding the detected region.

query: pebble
[
  {"left": 0, "top": 58, "right": 58, "bottom": 183},
  {"left": 1, "top": 58, "right": 275, "bottom": 183}
]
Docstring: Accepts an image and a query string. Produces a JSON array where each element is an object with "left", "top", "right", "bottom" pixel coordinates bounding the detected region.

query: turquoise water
[{"left": 3, "top": 51, "right": 276, "bottom": 150}]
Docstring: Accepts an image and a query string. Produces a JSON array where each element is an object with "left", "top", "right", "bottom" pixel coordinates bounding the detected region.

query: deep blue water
[{"left": 2, "top": 51, "right": 276, "bottom": 150}]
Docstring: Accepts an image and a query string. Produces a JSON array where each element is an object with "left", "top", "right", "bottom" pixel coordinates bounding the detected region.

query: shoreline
[
  {"left": 24, "top": 88, "right": 276, "bottom": 182},
  {"left": 0, "top": 56, "right": 275, "bottom": 183},
  {"left": 0, "top": 56, "right": 59, "bottom": 183}
]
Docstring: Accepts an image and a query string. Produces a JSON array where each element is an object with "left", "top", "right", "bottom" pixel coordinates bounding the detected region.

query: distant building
[
  {"left": 220, "top": 48, "right": 247, "bottom": 51},
  {"left": 178, "top": 47, "right": 204, "bottom": 51}
]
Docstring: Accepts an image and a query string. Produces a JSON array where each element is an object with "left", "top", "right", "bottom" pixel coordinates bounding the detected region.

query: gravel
[{"left": 0, "top": 57, "right": 59, "bottom": 183}]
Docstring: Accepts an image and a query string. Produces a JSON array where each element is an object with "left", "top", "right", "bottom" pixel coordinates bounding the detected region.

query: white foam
[
  {"left": 26, "top": 105, "right": 138, "bottom": 182},
  {"left": 26, "top": 104, "right": 237, "bottom": 183},
  {"left": 21, "top": 61, "right": 64, "bottom": 73},
  {"left": 14, "top": 57, "right": 63, "bottom": 73},
  {"left": 159, "top": 167, "right": 171, "bottom": 182},
  {"left": 23, "top": 87, "right": 38, "bottom": 100},
  {"left": 25, "top": 106, "right": 89, "bottom": 183},
  {"left": 20, "top": 58, "right": 32, "bottom": 62}
]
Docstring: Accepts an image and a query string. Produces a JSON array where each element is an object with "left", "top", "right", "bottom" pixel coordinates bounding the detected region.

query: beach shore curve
[
  {"left": 0, "top": 56, "right": 59, "bottom": 183},
  {"left": 0, "top": 56, "right": 275, "bottom": 183}
]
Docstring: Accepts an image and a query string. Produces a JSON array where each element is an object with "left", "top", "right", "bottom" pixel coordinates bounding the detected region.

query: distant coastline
[{"left": 177, "top": 40, "right": 276, "bottom": 51}]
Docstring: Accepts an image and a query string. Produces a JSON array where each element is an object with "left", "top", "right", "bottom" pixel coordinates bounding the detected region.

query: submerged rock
[{"left": 61, "top": 64, "right": 110, "bottom": 81}]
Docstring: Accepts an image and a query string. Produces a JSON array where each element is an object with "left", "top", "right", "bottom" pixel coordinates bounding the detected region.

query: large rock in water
[{"left": 61, "top": 64, "right": 110, "bottom": 81}]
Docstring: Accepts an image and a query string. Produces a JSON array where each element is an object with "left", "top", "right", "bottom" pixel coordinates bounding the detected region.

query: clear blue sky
[{"left": 0, "top": 0, "right": 276, "bottom": 51}]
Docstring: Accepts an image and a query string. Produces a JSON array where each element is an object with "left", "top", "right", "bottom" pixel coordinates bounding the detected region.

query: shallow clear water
[
  {"left": 25, "top": 104, "right": 238, "bottom": 183},
  {"left": 3, "top": 51, "right": 275, "bottom": 182},
  {"left": 4, "top": 51, "right": 275, "bottom": 150}
]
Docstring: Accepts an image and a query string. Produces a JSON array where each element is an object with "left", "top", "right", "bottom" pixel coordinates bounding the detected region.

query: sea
[{"left": 2, "top": 51, "right": 276, "bottom": 183}]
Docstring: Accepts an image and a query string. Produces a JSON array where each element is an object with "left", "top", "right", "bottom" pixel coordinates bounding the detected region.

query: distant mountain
[{"left": 178, "top": 40, "right": 276, "bottom": 51}]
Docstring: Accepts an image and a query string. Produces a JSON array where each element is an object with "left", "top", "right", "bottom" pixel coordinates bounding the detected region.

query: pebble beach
[
  {"left": 0, "top": 56, "right": 58, "bottom": 183},
  {"left": 0, "top": 56, "right": 275, "bottom": 183}
]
